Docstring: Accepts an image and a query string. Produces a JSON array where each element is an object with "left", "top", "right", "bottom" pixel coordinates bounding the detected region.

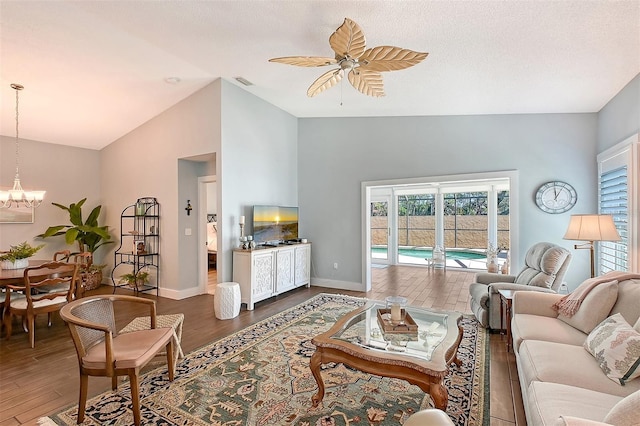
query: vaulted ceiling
[{"left": 1, "top": 1, "right": 638, "bottom": 150}]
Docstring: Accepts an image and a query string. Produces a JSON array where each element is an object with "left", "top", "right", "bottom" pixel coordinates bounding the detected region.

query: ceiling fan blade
[
  {"left": 269, "top": 56, "right": 338, "bottom": 67},
  {"left": 329, "top": 18, "right": 366, "bottom": 60},
  {"left": 348, "top": 69, "right": 385, "bottom": 97},
  {"left": 358, "top": 46, "right": 428, "bottom": 72},
  {"left": 307, "top": 68, "right": 344, "bottom": 97}
]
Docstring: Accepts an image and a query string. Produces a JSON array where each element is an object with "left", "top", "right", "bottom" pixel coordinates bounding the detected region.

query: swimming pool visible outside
[{"left": 372, "top": 246, "right": 494, "bottom": 269}]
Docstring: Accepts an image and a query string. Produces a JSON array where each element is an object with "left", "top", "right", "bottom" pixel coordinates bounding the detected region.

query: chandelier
[{"left": 0, "top": 83, "right": 46, "bottom": 208}]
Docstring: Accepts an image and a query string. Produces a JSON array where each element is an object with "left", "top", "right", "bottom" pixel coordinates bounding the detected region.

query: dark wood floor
[{"left": 0, "top": 265, "right": 525, "bottom": 426}]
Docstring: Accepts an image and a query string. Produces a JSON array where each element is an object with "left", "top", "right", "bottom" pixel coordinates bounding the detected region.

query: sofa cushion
[
  {"left": 527, "top": 381, "right": 622, "bottom": 426},
  {"left": 610, "top": 278, "right": 640, "bottom": 327},
  {"left": 512, "top": 314, "right": 587, "bottom": 351},
  {"left": 518, "top": 340, "right": 640, "bottom": 397},
  {"left": 558, "top": 280, "right": 619, "bottom": 334},
  {"left": 603, "top": 389, "right": 640, "bottom": 426},
  {"left": 584, "top": 313, "right": 640, "bottom": 385},
  {"left": 515, "top": 244, "right": 569, "bottom": 289}
]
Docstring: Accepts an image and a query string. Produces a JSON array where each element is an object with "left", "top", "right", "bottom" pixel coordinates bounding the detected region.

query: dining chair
[
  {"left": 3, "top": 261, "right": 79, "bottom": 348},
  {"left": 39, "top": 251, "right": 92, "bottom": 299},
  {"left": 53, "top": 249, "right": 71, "bottom": 261},
  {"left": 71, "top": 252, "right": 93, "bottom": 298},
  {"left": 60, "top": 295, "right": 175, "bottom": 426}
]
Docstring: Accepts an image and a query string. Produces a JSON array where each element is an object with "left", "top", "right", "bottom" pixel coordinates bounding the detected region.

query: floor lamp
[{"left": 563, "top": 214, "right": 621, "bottom": 278}]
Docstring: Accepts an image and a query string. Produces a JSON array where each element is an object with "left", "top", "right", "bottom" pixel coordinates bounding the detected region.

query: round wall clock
[{"left": 535, "top": 181, "right": 577, "bottom": 214}]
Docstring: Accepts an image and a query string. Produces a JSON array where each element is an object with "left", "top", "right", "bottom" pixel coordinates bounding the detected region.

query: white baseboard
[
  {"left": 158, "top": 286, "right": 203, "bottom": 300},
  {"left": 104, "top": 282, "right": 203, "bottom": 300},
  {"left": 311, "top": 278, "right": 365, "bottom": 292}
]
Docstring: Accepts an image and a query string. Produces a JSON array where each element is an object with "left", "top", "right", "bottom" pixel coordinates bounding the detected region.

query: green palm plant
[{"left": 38, "top": 198, "right": 113, "bottom": 254}]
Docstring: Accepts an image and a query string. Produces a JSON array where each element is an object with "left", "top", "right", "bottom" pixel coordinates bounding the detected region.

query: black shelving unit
[{"left": 112, "top": 197, "right": 160, "bottom": 295}]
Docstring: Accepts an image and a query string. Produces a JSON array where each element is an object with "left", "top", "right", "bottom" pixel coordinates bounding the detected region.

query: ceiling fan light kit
[{"left": 269, "top": 18, "right": 428, "bottom": 98}]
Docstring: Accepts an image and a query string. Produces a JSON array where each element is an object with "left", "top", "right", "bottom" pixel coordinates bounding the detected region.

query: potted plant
[
  {"left": 0, "top": 241, "right": 44, "bottom": 269},
  {"left": 118, "top": 270, "right": 149, "bottom": 291},
  {"left": 38, "top": 198, "right": 113, "bottom": 288},
  {"left": 83, "top": 263, "right": 107, "bottom": 290}
]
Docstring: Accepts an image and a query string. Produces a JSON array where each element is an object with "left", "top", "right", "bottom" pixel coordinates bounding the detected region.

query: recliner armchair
[{"left": 468, "top": 242, "right": 571, "bottom": 329}]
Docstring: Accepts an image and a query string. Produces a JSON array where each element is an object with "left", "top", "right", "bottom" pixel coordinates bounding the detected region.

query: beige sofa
[{"left": 511, "top": 272, "right": 640, "bottom": 425}]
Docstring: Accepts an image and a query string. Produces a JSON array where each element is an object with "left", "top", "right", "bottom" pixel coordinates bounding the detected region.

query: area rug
[{"left": 42, "top": 293, "right": 488, "bottom": 425}]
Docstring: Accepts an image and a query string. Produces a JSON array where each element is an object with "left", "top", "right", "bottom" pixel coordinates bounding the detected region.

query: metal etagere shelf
[{"left": 111, "top": 197, "right": 160, "bottom": 295}]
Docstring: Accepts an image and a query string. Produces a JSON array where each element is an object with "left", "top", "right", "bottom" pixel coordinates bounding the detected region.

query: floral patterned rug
[{"left": 42, "top": 294, "right": 488, "bottom": 425}]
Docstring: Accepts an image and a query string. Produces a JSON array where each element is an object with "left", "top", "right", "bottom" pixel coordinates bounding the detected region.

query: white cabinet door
[
  {"left": 294, "top": 244, "right": 311, "bottom": 287},
  {"left": 252, "top": 252, "right": 275, "bottom": 301},
  {"left": 276, "top": 247, "right": 295, "bottom": 293}
]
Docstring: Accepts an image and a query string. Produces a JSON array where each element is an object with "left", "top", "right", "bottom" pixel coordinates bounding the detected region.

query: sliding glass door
[{"left": 370, "top": 196, "right": 390, "bottom": 264}]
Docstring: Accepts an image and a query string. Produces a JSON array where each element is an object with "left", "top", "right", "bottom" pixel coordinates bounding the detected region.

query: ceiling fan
[{"left": 269, "top": 18, "right": 428, "bottom": 98}]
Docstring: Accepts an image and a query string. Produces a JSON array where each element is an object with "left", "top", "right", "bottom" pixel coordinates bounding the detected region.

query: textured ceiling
[{"left": 1, "top": 0, "right": 638, "bottom": 150}]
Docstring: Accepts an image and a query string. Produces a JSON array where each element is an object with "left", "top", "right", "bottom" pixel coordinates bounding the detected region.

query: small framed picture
[
  {"left": 0, "top": 205, "right": 35, "bottom": 223},
  {"left": 133, "top": 240, "right": 146, "bottom": 254}
]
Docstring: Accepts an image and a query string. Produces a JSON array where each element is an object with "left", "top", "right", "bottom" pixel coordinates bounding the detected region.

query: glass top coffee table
[{"left": 310, "top": 301, "right": 463, "bottom": 411}]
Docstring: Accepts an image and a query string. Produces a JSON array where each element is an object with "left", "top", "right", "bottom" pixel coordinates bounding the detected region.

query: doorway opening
[
  {"left": 198, "top": 175, "right": 218, "bottom": 294},
  {"left": 362, "top": 171, "right": 519, "bottom": 291}
]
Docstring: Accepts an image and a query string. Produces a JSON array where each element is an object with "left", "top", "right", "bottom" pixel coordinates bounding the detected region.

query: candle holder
[
  {"left": 385, "top": 296, "right": 407, "bottom": 325},
  {"left": 239, "top": 223, "right": 244, "bottom": 238}
]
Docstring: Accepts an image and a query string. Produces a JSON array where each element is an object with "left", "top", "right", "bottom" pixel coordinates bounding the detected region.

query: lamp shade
[{"left": 563, "top": 214, "right": 621, "bottom": 242}]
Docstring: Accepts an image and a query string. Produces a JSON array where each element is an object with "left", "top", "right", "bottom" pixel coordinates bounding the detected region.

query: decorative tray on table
[{"left": 376, "top": 309, "right": 419, "bottom": 336}]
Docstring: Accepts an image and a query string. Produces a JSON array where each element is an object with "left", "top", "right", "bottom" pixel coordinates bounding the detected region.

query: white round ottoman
[
  {"left": 404, "top": 409, "right": 454, "bottom": 426},
  {"left": 214, "top": 282, "right": 241, "bottom": 320}
]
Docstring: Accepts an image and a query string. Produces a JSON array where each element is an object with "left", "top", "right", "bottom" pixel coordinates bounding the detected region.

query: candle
[
  {"left": 239, "top": 215, "right": 245, "bottom": 225},
  {"left": 390, "top": 303, "right": 402, "bottom": 322}
]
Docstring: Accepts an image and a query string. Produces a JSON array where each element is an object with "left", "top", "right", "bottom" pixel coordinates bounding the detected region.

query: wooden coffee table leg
[
  {"left": 413, "top": 375, "right": 448, "bottom": 411},
  {"left": 429, "top": 379, "right": 449, "bottom": 411},
  {"left": 310, "top": 350, "right": 325, "bottom": 407},
  {"left": 453, "top": 355, "right": 462, "bottom": 367}
]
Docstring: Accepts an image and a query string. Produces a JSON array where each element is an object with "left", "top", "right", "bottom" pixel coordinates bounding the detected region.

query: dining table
[{"left": 0, "top": 259, "right": 71, "bottom": 287}]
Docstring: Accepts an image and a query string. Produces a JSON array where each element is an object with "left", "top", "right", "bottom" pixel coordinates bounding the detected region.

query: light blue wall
[
  {"left": 98, "top": 79, "right": 297, "bottom": 295},
  {"left": 101, "top": 81, "right": 222, "bottom": 297},
  {"left": 219, "top": 80, "right": 298, "bottom": 282},
  {"left": 299, "top": 113, "right": 598, "bottom": 289},
  {"left": 597, "top": 73, "right": 640, "bottom": 151}
]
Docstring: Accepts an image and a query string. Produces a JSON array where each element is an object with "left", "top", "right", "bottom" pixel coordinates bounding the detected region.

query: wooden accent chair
[
  {"left": 59, "top": 295, "right": 175, "bottom": 426},
  {"left": 3, "top": 261, "right": 79, "bottom": 347}
]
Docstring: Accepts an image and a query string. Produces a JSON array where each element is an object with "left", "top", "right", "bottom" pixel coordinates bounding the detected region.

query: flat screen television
[{"left": 253, "top": 205, "right": 298, "bottom": 243}]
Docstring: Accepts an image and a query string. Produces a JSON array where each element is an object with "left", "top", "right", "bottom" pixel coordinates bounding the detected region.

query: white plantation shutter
[
  {"left": 599, "top": 166, "right": 628, "bottom": 273},
  {"left": 597, "top": 134, "right": 639, "bottom": 274}
]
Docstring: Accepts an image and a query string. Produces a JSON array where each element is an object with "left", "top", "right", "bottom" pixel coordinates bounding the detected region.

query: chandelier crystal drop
[{"left": 0, "top": 83, "right": 46, "bottom": 208}]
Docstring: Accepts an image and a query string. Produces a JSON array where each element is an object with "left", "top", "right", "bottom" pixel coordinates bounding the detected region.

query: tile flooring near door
[{"left": 0, "top": 265, "right": 525, "bottom": 425}]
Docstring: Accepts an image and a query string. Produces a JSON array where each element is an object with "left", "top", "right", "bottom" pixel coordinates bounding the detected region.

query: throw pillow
[
  {"left": 603, "top": 389, "right": 640, "bottom": 425},
  {"left": 558, "top": 280, "right": 619, "bottom": 334},
  {"left": 584, "top": 313, "right": 640, "bottom": 385}
]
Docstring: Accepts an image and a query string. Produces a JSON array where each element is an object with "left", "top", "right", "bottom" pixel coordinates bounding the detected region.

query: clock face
[{"left": 535, "top": 181, "right": 577, "bottom": 214}]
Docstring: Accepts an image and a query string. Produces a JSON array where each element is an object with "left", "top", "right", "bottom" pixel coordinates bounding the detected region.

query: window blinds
[{"left": 599, "top": 166, "right": 628, "bottom": 273}]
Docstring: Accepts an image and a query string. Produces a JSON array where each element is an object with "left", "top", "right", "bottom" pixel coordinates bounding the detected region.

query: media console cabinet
[{"left": 232, "top": 243, "right": 311, "bottom": 310}]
